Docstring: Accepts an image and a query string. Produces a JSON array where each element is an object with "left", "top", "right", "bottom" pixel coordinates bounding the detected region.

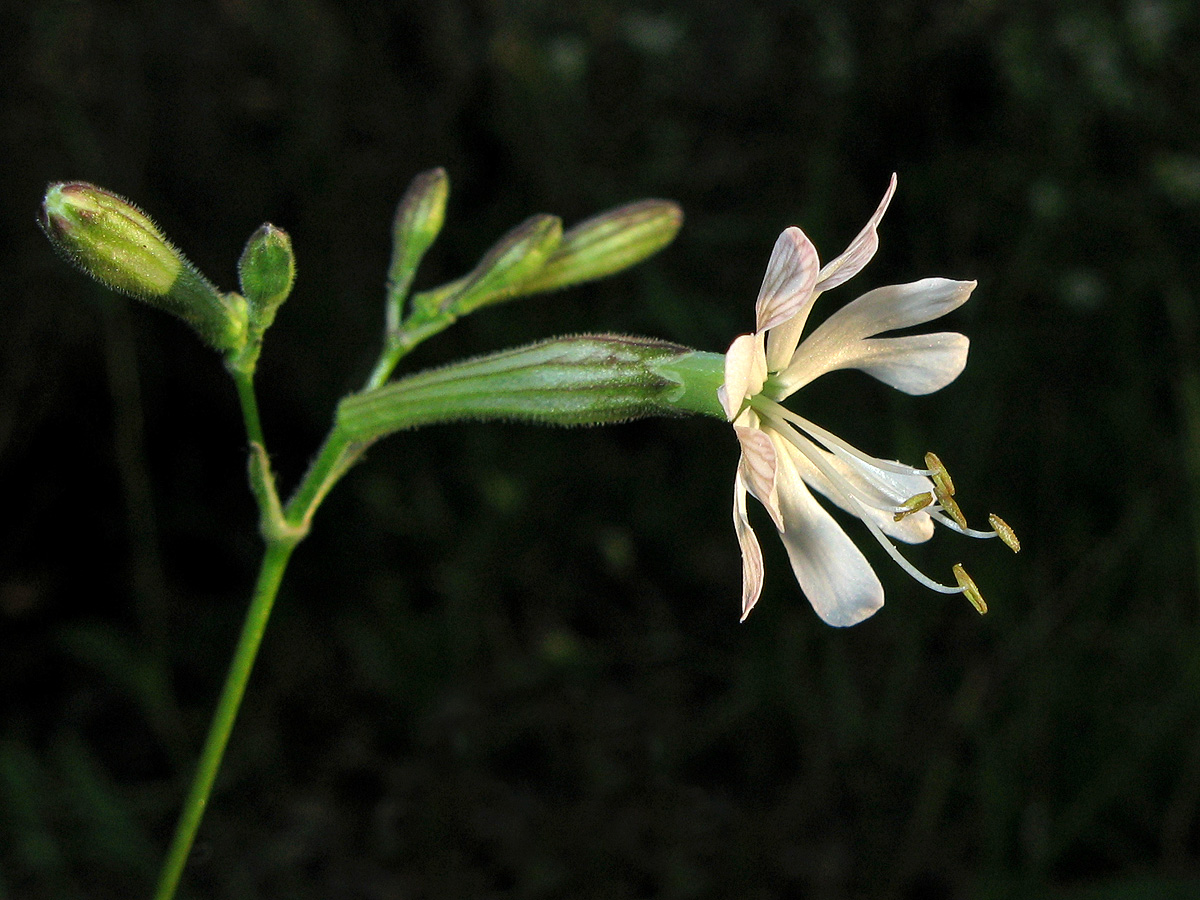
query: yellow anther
[
  {"left": 924, "top": 451, "right": 955, "bottom": 497},
  {"left": 894, "top": 492, "right": 934, "bottom": 522},
  {"left": 937, "top": 491, "right": 968, "bottom": 529},
  {"left": 988, "top": 513, "right": 1021, "bottom": 553},
  {"left": 953, "top": 564, "right": 987, "bottom": 615}
]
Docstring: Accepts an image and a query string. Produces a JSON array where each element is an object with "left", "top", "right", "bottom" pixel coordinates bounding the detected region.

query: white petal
[
  {"left": 733, "top": 471, "right": 765, "bottom": 621},
  {"left": 782, "top": 432, "right": 934, "bottom": 544},
  {"left": 754, "top": 227, "right": 819, "bottom": 334},
  {"left": 734, "top": 425, "right": 783, "bottom": 530},
  {"left": 814, "top": 173, "right": 897, "bottom": 293},
  {"left": 814, "top": 278, "right": 975, "bottom": 342},
  {"left": 772, "top": 439, "right": 884, "bottom": 626},
  {"left": 843, "top": 333, "right": 969, "bottom": 394},
  {"left": 777, "top": 279, "right": 975, "bottom": 393},
  {"left": 782, "top": 332, "right": 970, "bottom": 396},
  {"left": 720, "top": 333, "right": 767, "bottom": 420}
]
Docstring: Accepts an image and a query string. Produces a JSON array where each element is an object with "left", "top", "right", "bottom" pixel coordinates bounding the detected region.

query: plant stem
[
  {"left": 152, "top": 288, "right": 452, "bottom": 900},
  {"left": 363, "top": 310, "right": 456, "bottom": 391},
  {"left": 231, "top": 367, "right": 265, "bottom": 446},
  {"left": 152, "top": 538, "right": 296, "bottom": 900}
]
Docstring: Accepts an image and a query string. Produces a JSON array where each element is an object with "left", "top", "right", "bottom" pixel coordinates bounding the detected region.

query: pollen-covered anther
[
  {"left": 936, "top": 489, "right": 968, "bottom": 529},
  {"left": 989, "top": 513, "right": 1020, "bottom": 553},
  {"left": 924, "top": 451, "right": 956, "bottom": 497},
  {"left": 894, "top": 492, "right": 934, "bottom": 522},
  {"left": 953, "top": 564, "right": 987, "bottom": 615}
]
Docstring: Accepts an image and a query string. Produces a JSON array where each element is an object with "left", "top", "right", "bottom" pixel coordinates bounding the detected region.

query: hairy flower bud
[
  {"left": 238, "top": 223, "right": 296, "bottom": 333},
  {"left": 516, "top": 199, "right": 683, "bottom": 295},
  {"left": 40, "top": 182, "right": 246, "bottom": 352},
  {"left": 389, "top": 168, "right": 449, "bottom": 300},
  {"left": 446, "top": 214, "right": 564, "bottom": 316}
]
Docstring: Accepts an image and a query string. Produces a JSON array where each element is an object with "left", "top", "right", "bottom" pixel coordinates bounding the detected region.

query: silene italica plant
[{"left": 39, "top": 170, "right": 1018, "bottom": 899}]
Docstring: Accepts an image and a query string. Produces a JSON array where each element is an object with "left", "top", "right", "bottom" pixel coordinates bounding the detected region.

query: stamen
[
  {"left": 989, "top": 514, "right": 1020, "bottom": 553},
  {"left": 930, "top": 510, "right": 998, "bottom": 539},
  {"left": 758, "top": 398, "right": 931, "bottom": 479},
  {"left": 769, "top": 419, "right": 961, "bottom": 595},
  {"left": 924, "top": 451, "right": 955, "bottom": 496},
  {"left": 953, "top": 564, "right": 987, "bottom": 614},
  {"left": 936, "top": 491, "right": 968, "bottom": 529},
  {"left": 894, "top": 492, "right": 933, "bottom": 522},
  {"left": 767, "top": 419, "right": 899, "bottom": 513}
]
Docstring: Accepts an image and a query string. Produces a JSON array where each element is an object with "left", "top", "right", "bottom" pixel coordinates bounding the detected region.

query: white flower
[{"left": 720, "top": 174, "right": 1016, "bottom": 626}]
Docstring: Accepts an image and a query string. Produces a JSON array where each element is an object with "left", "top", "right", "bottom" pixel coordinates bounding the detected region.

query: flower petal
[
  {"left": 841, "top": 333, "right": 969, "bottom": 395},
  {"left": 754, "top": 227, "right": 819, "bottom": 334},
  {"left": 772, "top": 437, "right": 884, "bottom": 626},
  {"left": 776, "top": 279, "right": 975, "bottom": 394},
  {"left": 782, "top": 432, "right": 935, "bottom": 543},
  {"left": 814, "top": 173, "right": 897, "bottom": 293},
  {"left": 733, "top": 471, "right": 765, "bottom": 621},
  {"left": 720, "top": 333, "right": 768, "bottom": 419},
  {"left": 783, "top": 332, "right": 970, "bottom": 396},
  {"left": 734, "top": 424, "right": 783, "bottom": 530}
]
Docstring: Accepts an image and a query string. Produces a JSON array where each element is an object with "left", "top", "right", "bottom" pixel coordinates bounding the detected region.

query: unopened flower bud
[
  {"left": 516, "top": 199, "right": 683, "bottom": 295},
  {"left": 40, "top": 182, "right": 246, "bottom": 352},
  {"left": 447, "top": 214, "right": 563, "bottom": 315},
  {"left": 389, "top": 167, "right": 449, "bottom": 301},
  {"left": 238, "top": 224, "right": 296, "bottom": 332}
]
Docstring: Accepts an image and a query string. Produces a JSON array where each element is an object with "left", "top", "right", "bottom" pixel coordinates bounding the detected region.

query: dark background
[{"left": 3, "top": 2, "right": 1199, "bottom": 898}]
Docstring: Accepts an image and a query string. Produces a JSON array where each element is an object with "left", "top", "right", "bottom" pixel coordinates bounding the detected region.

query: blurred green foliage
[{"left": 3, "top": 1, "right": 1200, "bottom": 898}]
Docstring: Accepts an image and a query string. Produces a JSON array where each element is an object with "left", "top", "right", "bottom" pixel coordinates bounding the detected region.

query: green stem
[
  {"left": 231, "top": 368, "right": 265, "bottom": 446},
  {"left": 363, "top": 310, "right": 456, "bottom": 391},
  {"left": 152, "top": 539, "right": 297, "bottom": 900}
]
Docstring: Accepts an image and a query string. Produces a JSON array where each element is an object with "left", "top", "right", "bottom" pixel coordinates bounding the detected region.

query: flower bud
[
  {"left": 40, "top": 182, "right": 246, "bottom": 352},
  {"left": 446, "top": 214, "right": 563, "bottom": 315},
  {"left": 337, "top": 334, "right": 699, "bottom": 441},
  {"left": 516, "top": 199, "right": 683, "bottom": 295},
  {"left": 388, "top": 167, "right": 449, "bottom": 301},
  {"left": 238, "top": 223, "right": 296, "bottom": 332}
]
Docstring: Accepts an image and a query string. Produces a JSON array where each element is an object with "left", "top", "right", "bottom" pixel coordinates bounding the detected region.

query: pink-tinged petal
[
  {"left": 734, "top": 424, "right": 783, "bottom": 530},
  {"left": 782, "top": 432, "right": 935, "bottom": 544},
  {"left": 772, "top": 439, "right": 885, "bottom": 626},
  {"left": 733, "top": 472, "right": 765, "bottom": 621},
  {"left": 754, "top": 227, "right": 819, "bottom": 334},
  {"left": 720, "top": 332, "right": 767, "bottom": 420},
  {"left": 814, "top": 173, "right": 897, "bottom": 293},
  {"left": 776, "top": 279, "right": 975, "bottom": 395}
]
